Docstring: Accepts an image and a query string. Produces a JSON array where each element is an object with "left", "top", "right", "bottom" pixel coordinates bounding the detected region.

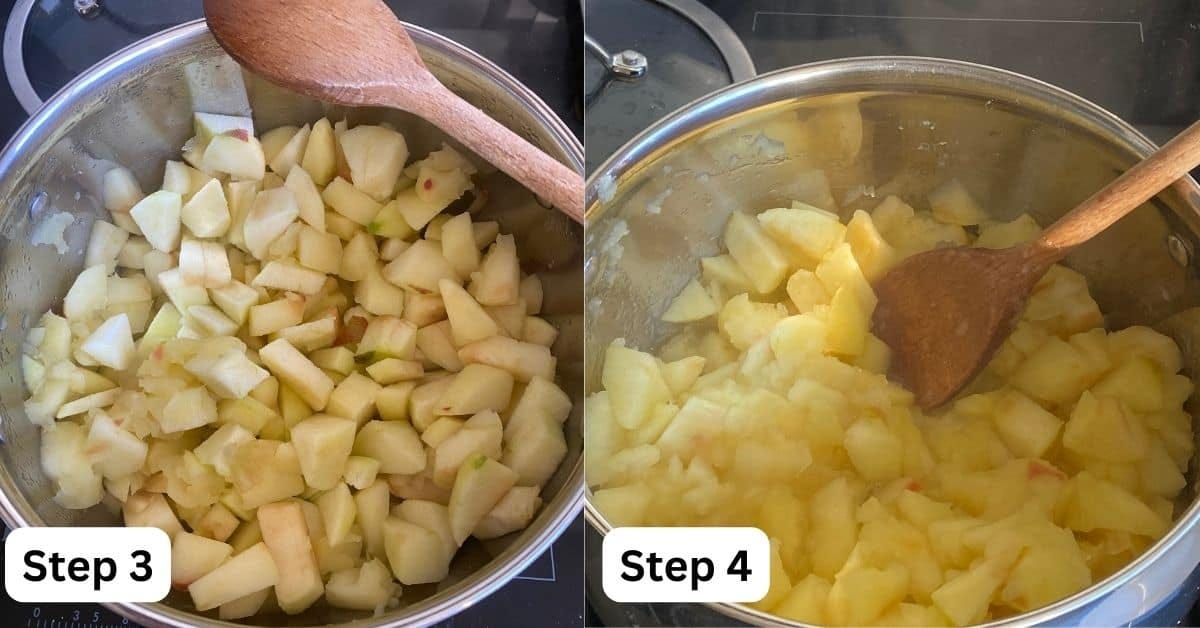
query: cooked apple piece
[
  {"left": 259, "top": 338, "right": 334, "bottom": 410},
  {"left": 725, "top": 210, "right": 789, "bottom": 294},
  {"left": 367, "top": 198, "right": 418, "bottom": 239},
  {"left": 325, "top": 559, "right": 396, "bottom": 611},
  {"left": 217, "top": 396, "right": 279, "bottom": 434},
  {"left": 344, "top": 456, "right": 381, "bottom": 490},
  {"left": 296, "top": 225, "right": 341, "bottom": 274},
  {"left": 355, "top": 262, "right": 406, "bottom": 317},
  {"left": 417, "top": 320, "right": 465, "bottom": 372},
  {"left": 163, "top": 160, "right": 207, "bottom": 197},
  {"left": 335, "top": 231, "right": 379, "bottom": 283},
  {"left": 193, "top": 503, "right": 240, "bottom": 542},
  {"left": 80, "top": 314, "right": 135, "bottom": 370},
  {"left": 501, "top": 414, "right": 567, "bottom": 487},
  {"left": 392, "top": 499, "right": 456, "bottom": 558},
  {"left": 458, "top": 336, "right": 555, "bottom": 383},
  {"left": 326, "top": 373, "right": 382, "bottom": 426},
  {"left": 85, "top": 412, "right": 147, "bottom": 478},
  {"left": 382, "top": 516, "right": 453, "bottom": 585},
  {"left": 249, "top": 293, "right": 305, "bottom": 336},
  {"left": 929, "top": 178, "right": 987, "bottom": 226},
  {"left": 103, "top": 167, "right": 145, "bottom": 213},
  {"left": 486, "top": 301, "right": 526, "bottom": 337},
  {"left": 662, "top": 279, "right": 717, "bottom": 323},
  {"left": 473, "top": 486, "right": 542, "bottom": 539},
  {"left": 129, "top": 190, "right": 183, "bottom": 253},
  {"left": 432, "top": 411, "right": 503, "bottom": 487},
  {"left": 439, "top": 212, "right": 480, "bottom": 276},
  {"left": 299, "top": 118, "right": 336, "bottom": 185},
  {"left": 123, "top": 491, "right": 183, "bottom": 538},
  {"left": 366, "top": 358, "right": 423, "bottom": 385},
  {"left": 268, "top": 123, "right": 310, "bottom": 175},
  {"left": 504, "top": 376, "right": 572, "bottom": 437},
  {"left": 202, "top": 134, "right": 266, "bottom": 180},
  {"left": 277, "top": 316, "right": 338, "bottom": 353},
  {"left": 815, "top": 242, "right": 876, "bottom": 312},
  {"left": 172, "top": 532, "right": 233, "bottom": 588},
  {"left": 195, "top": 350, "right": 269, "bottom": 400},
  {"left": 824, "top": 286, "right": 870, "bottom": 357},
  {"left": 117, "top": 237, "right": 152, "bottom": 269},
  {"left": 243, "top": 188, "right": 300, "bottom": 259},
  {"left": 381, "top": 237, "right": 414, "bottom": 262},
  {"left": 84, "top": 220, "right": 129, "bottom": 273},
  {"left": 436, "top": 364, "right": 513, "bottom": 415},
  {"left": 157, "top": 269, "right": 209, "bottom": 315},
  {"left": 422, "top": 417, "right": 465, "bottom": 448},
  {"left": 55, "top": 387, "right": 118, "bottom": 419},
  {"left": 376, "top": 381, "right": 417, "bottom": 422},
  {"left": 188, "top": 542, "right": 278, "bottom": 611},
  {"left": 447, "top": 455, "right": 518, "bottom": 544},
  {"left": 252, "top": 260, "right": 326, "bottom": 295},
  {"left": 63, "top": 264, "right": 108, "bottom": 321},
  {"left": 181, "top": 179, "right": 231, "bottom": 238},
  {"left": 354, "top": 478, "right": 390, "bottom": 559},
  {"left": 161, "top": 386, "right": 218, "bottom": 433},
  {"left": 409, "top": 376, "right": 455, "bottom": 430},
  {"left": 323, "top": 176, "right": 383, "bottom": 225},
  {"left": 392, "top": 187, "right": 445, "bottom": 231},
  {"left": 467, "top": 235, "right": 520, "bottom": 306},
  {"left": 383, "top": 240, "right": 458, "bottom": 293},
  {"left": 193, "top": 112, "right": 253, "bottom": 143},
  {"left": 194, "top": 423, "right": 255, "bottom": 479},
  {"left": 323, "top": 210, "right": 358, "bottom": 241},
  {"left": 232, "top": 440, "right": 306, "bottom": 509},
  {"left": 339, "top": 124, "right": 409, "bottom": 201},
  {"left": 209, "top": 280, "right": 259, "bottom": 327},
  {"left": 600, "top": 342, "right": 668, "bottom": 429},
  {"left": 310, "top": 346, "right": 355, "bottom": 375},
  {"left": 316, "top": 482, "right": 357, "bottom": 546},
  {"left": 404, "top": 291, "right": 446, "bottom": 328},
  {"left": 441, "top": 279, "right": 500, "bottom": 346},
  {"left": 357, "top": 315, "right": 418, "bottom": 359},
  {"left": 290, "top": 415, "right": 357, "bottom": 490},
  {"left": 354, "top": 421, "right": 425, "bottom": 474}
]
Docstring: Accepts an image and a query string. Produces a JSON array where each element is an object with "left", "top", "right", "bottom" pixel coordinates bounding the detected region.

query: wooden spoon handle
[
  {"left": 1037, "top": 119, "right": 1200, "bottom": 253},
  {"left": 399, "top": 85, "right": 584, "bottom": 223}
]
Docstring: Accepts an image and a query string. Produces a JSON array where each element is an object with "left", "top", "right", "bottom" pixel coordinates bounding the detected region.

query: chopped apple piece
[
  {"left": 232, "top": 440, "right": 306, "bottom": 509},
  {"left": 473, "top": 486, "right": 541, "bottom": 539},
  {"left": 726, "top": 210, "right": 789, "bottom": 293},
  {"left": 357, "top": 316, "right": 418, "bottom": 359},
  {"left": 188, "top": 542, "right": 278, "bottom": 611},
  {"left": 344, "top": 456, "right": 381, "bottom": 490},
  {"left": 355, "top": 479, "right": 390, "bottom": 559},
  {"left": 404, "top": 291, "right": 445, "bottom": 328},
  {"left": 202, "top": 134, "right": 266, "bottom": 180},
  {"left": 383, "top": 239, "right": 459, "bottom": 294},
  {"left": 353, "top": 420, "right": 425, "bottom": 475},
  {"left": 441, "top": 279, "right": 500, "bottom": 346},
  {"left": 323, "top": 176, "right": 383, "bottom": 225},
  {"left": 172, "top": 532, "right": 233, "bottom": 587},
  {"left": 441, "top": 212, "right": 480, "bottom": 276},
  {"left": 436, "top": 364, "right": 513, "bottom": 415},
  {"left": 124, "top": 491, "right": 183, "bottom": 538},
  {"left": 448, "top": 455, "right": 518, "bottom": 544},
  {"left": 339, "top": 125, "right": 409, "bottom": 201},
  {"left": 417, "top": 320, "right": 465, "bottom": 371},
  {"left": 218, "top": 588, "right": 270, "bottom": 621},
  {"left": 249, "top": 293, "right": 306, "bottom": 336},
  {"left": 130, "top": 190, "right": 183, "bottom": 253},
  {"left": 504, "top": 376, "right": 572, "bottom": 437},
  {"left": 326, "top": 373, "right": 382, "bottom": 426},
  {"left": 393, "top": 187, "right": 445, "bottom": 231},
  {"left": 80, "top": 313, "right": 135, "bottom": 370},
  {"left": 63, "top": 264, "right": 108, "bottom": 321},
  {"left": 297, "top": 225, "right": 341, "bottom": 274},
  {"left": 268, "top": 123, "right": 310, "bottom": 175},
  {"left": 468, "top": 235, "right": 520, "bottom": 306},
  {"left": 382, "top": 516, "right": 452, "bottom": 585},
  {"left": 243, "top": 188, "right": 300, "bottom": 259},
  {"left": 662, "top": 279, "right": 718, "bottom": 322},
  {"left": 459, "top": 336, "right": 556, "bottom": 382},
  {"left": 366, "top": 358, "right": 423, "bottom": 384},
  {"left": 316, "top": 482, "right": 357, "bottom": 546},
  {"left": 252, "top": 260, "right": 326, "bottom": 295},
  {"left": 209, "top": 280, "right": 259, "bottom": 326},
  {"left": 103, "top": 167, "right": 145, "bottom": 213},
  {"left": 181, "top": 179, "right": 231, "bottom": 238},
  {"left": 301, "top": 118, "right": 337, "bottom": 185},
  {"left": 85, "top": 220, "right": 129, "bottom": 273},
  {"left": 324, "top": 559, "right": 395, "bottom": 611},
  {"left": 85, "top": 411, "right": 148, "bottom": 477},
  {"left": 259, "top": 338, "right": 334, "bottom": 410},
  {"left": 161, "top": 386, "right": 218, "bottom": 433},
  {"left": 291, "top": 415, "right": 357, "bottom": 490},
  {"left": 501, "top": 414, "right": 567, "bottom": 487},
  {"left": 376, "top": 381, "right": 417, "bottom": 422},
  {"left": 355, "top": 262, "right": 406, "bottom": 317},
  {"left": 194, "top": 423, "right": 255, "bottom": 479}
]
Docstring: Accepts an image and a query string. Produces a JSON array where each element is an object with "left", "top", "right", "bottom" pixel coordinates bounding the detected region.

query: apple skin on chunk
[
  {"left": 256, "top": 500, "right": 324, "bottom": 614},
  {"left": 188, "top": 542, "right": 278, "bottom": 611}
]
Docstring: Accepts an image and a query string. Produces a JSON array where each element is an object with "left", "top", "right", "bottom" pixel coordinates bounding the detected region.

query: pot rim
[
  {"left": 0, "top": 18, "right": 584, "bottom": 628},
  {"left": 584, "top": 55, "right": 1200, "bottom": 627}
]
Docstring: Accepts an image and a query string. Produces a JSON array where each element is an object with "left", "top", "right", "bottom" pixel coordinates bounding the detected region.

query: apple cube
[
  {"left": 416, "top": 320, "right": 465, "bottom": 371},
  {"left": 357, "top": 316, "right": 418, "bottom": 359},
  {"left": 384, "top": 240, "right": 459, "bottom": 295},
  {"left": 447, "top": 455, "right": 518, "bottom": 544},
  {"left": 376, "top": 381, "right": 417, "bottom": 422},
  {"left": 80, "top": 314, "right": 135, "bottom": 370},
  {"left": 103, "top": 167, "right": 144, "bottom": 213},
  {"left": 158, "top": 268, "right": 211, "bottom": 313},
  {"left": 323, "top": 176, "right": 383, "bottom": 225},
  {"left": 845, "top": 210, "right": 896, "bottom": 282},
  {"left": 172, "top": 532, "right": 233, "bottom": 587},
  {"left": 432, "top": 411, "right": 503, "bottom": 486},
  {"left": 193, "top": 503, "right": 240, "bottom": 542},
  {"left": 194, "top": 423, "right": 255, "bottom": 479},
  {"left": 409, "top": 376, "right": 455, "bottom": 430},
  {"left": 243, "top": 188, "right": 300, "bottom": 259},
  {"left": 929, "top": 178, "right": 987, "bottom": 226},
  {"left": 268, "top": 123, "right": 310, "bottom": 175},
  {"left": 991, "top": 390, "right": 1063, "bottom": 458},
  {"left": 339, "top": 125, "right": 408, "bottom": 201},
  {"left": 326, "top": 373, "right": 382, "bottom": 426},
  {"left": 202, "top": 134, "right": 266, "bottom": 180},
  {"left": 1062, "top": 471, "right": 1168, "bottom": 537},
  {"left": 193, "top": 112, "right": 253, "bottom": 143},
  {"left": 123, "top": 491, "right": 183, "bottom": 537},
  {"left": 325, "top": 558, "right": 395, "bottom": 611},
  {"left": 1063, "top": 391, "right": 1148, "bottom": 463},
  {"left": 440, "top": 212, "right": 480, "bottom": 277},
  {"left": 85, "top": 412, "right": 148, "bottom": 478},
  {"left": 459, "top": 336, "right": 555, "bottom": 383},
  {"left": 355, "top": 479, "right": 390, "bottom": 559},
  {"left": 355, "top": 262, "right": 407, "bottom": 317},
  {"left": 316, "top": 482, "right": 358, "bottom": 546},
  {"left": 824, "top": 286, "right": 870, "bottom": 357},
  {"left": 181, "top": 179, "right": 231, "bottom": 238},
  {"left": 259, "top": 338, "right": 334, "bottom": 410},
  {"left": 188, "top": 542, "right": 278, "bottom": 611},
  {"left": 117, "top": 238, "right": 151, "bottom": 269},
  {"left": 56, "top": 388, "right": 119, "bottom": 419},
  {"left": 1010, "top": 336, "right": 1108, "bottom": 406},
  {"left": 209, "top": 280, "right": 259, "bottom": 327},
  {"left": 808, "top": 477, "right": 859, "bottom": 578},
  {"left": 353, "top": 421, "right": 425, "bottom": 474},
  {"left": 523, "top": 317, "right": 558, "bottom": 347},
  {"left": 930, "top": 553, "right": 1013, "bottom": 626},
  {"left": 85, "top": 220, "right": 129, "bottom": 273},
  {"left": 344, "top": 456, "right": 380, "bottom": 490},
  {"left": 661, "top": 279, "right": 717, "bottom": 323},
  {"left": 129, "top": 190, "right": 183, "bottom": 253},
  {"left": 473, "top": 486, "right": 542, "bottom": 539},
  {"left": 422, "top": 417, "right": 465, "bottom": 448},
  {"left": 435, "top": 364, "right": 513, "bottom": 415},
  {"left": 382, "top": 516, "right": 451, "bottom": 584},
  {"left": 725, "top": 210, "right": 789, "bottom": 294},
  {"left": 843, "top": 417, "right": 903, "bottom": 482},
  {"left": 249, "top": 293, "right": 306, "bottom": 336},
  {"left": 367, "top": 197, "right": 417, "bottom": 239},
  {"left": 467, "top": 235, "right": 520, "bottom": 306},
  {"left": 63, "top": 264, "right": 108, "bottom": 321},
  {"left": 231, "top": 440, "right": 306, "bottom": 509},
  {"left": 366, "top": 358, "right": 424, "bottom": 385},
  {"left": 290, "top": 415, "right": 356, "bottom": 490},
  {"left": 297, "top": 226, "right": 341, "bottom": 274},
  {"left": 299, "top": 118, "right": 336, "bottom": 185}
]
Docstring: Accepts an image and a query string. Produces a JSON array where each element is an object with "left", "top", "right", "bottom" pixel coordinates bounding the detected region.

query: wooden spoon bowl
[{"left": 873, "top": 119, "right": 1200, "bottom": 410}]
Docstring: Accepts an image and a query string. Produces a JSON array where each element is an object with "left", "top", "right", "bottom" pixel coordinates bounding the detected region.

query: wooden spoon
[
  {"left": 203, "top": 0, "right": 583, "bottom": 222},
  {"left": 873, "top": 119, "right": 1200, "bottom": 410}
]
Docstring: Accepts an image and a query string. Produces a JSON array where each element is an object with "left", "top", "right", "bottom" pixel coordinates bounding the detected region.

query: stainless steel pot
[
  {"left": 584, "top": 57, "right": 1200, "bottom": 625},
  {"left": 0, "top": 19, "right": 584, "bottom": 627}
]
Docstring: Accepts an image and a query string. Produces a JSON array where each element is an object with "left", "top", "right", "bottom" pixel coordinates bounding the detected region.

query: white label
[
  {"left": 602, "top": 527, "right": 770, "bottom": 603},
  {"left": 4, "top": 527, "right": 171, "bottom": 602}
]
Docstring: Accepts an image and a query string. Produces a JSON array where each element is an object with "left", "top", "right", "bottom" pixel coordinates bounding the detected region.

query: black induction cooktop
[{"left": 0, "top": 1, "right": 583, "bottom": 627}]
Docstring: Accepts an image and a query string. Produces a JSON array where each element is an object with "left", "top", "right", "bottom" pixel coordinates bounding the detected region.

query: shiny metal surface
[
  {"left": 0, "top": 19, "right": 583, "bottom": 627},
  {"left": 653, "top": 0, "right": 755, "bottom": 82},
  {"left": 584, "top": 34, "right": 647, "bottom": 79},
  {"left": 585, "top": 56, "right": 1200, "bottom": 626}
]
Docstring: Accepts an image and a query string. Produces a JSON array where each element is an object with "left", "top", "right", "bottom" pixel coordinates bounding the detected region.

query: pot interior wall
[{"left": 0, "top": 31, "right": 582, "bottom": 626}]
